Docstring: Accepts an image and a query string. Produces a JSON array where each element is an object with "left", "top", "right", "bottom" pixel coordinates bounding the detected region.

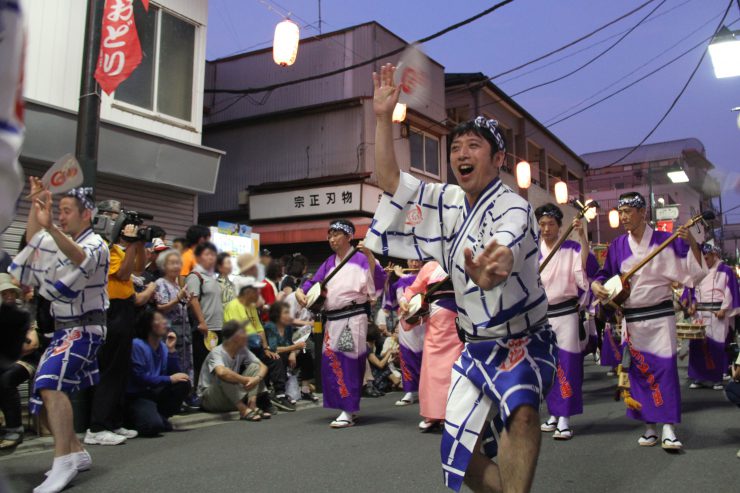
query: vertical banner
[{"left": 94, "top": 0, "right": 149, "bottom": 95}]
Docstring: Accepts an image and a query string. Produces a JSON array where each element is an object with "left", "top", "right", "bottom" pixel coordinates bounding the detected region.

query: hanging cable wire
[
  {"left": 602, "top": 0, "right": 735, "bottom": 167},
  {"left": 508, "top": 0, "right": 668, "bottom": 98},
  {"left": 541, "top": 11, "right": 734, "bottom": 128}
]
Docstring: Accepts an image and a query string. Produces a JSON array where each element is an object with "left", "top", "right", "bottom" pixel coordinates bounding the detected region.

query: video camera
[{"left": 93, "top": 200, "right": 156, "bottom": 244}]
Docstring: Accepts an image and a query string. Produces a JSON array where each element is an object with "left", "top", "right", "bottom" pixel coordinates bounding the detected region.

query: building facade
[
  {"left": 200, "top": 23, "right": 587, "bottom": 264},
  {"left": 1, "top": 0, "right": 221, "bottom": 254},
  {"left": 582, "top": 138, "right": 720, "bottom": 244}
]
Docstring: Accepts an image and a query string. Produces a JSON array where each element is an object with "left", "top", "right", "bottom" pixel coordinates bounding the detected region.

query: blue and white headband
[
  {"left": 66, "top": 187, "right": 95, "bottom": 210},
  {"left": 473, "top": 116, "right": 506, "bottom": 152},
  {"left": 700, "top": 243, "right": 721, "bottom": 255},
  {"left": 540, "top": 210, "right": 563, "bottom": 221},
  {"left": 328, "top": 222, "right": 354, "bottom": 236},
  {"left": 617, "top": 194, "right": 646, "bottom": 210}
]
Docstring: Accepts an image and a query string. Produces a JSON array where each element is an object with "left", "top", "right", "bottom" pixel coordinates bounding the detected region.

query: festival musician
[
  {"left": 686, "top": 243, "right": 739, "bottom": 390},
  {"left": 591, "top": 192, "right": 706, "bottom": 450},
  {"left": 295, "top": 220, "right": 386, "bottom": 428},
  {"left": 387, "top": 261, "right": 425, "bottom": 407},
  {"left": 536, "top": 203, "right": 590, "bottom": 441},
  {"left": 399, "top": 261, "right": 462, "bottom": 432}
]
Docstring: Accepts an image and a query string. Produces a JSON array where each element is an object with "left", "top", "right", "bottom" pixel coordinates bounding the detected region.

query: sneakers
[
  {"left": 689, "top": 382, "right": 702, "bottom": 389},
  {"left": 84, "top": 429, "right": 127, "bottom": 446},
  {"left": 270, "top": 395, "right": 296, "bottom": 412},
  {"left": 113, "top": 427, "right": 138, "bottom": 439},
  {"left": 45, "top": 450, "right": 91, "bottom": 477},
  {"left": 712, "top": 383, "right": 725, "bottom": 391}
]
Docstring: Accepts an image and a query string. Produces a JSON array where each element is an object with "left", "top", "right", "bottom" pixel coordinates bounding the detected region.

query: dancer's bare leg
[{"left": 41, "top": 389, "right": 83, "bottom": 457}]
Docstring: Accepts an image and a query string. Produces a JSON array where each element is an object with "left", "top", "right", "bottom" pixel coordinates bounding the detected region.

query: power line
[
  {"left": 541, "top": 12, "right": 734, "bottom": 129},
  {"left": 205, "top": 0, "right": 519, "bottom": 94},
  {"left": 497, "top": 0, "right": 699, "bottom": 86},
  {"left": 509, "top": 0, "right": 668, "bottom": 98},
  {"left": 603, "top": 0, "right": 735, "bottom": 168}
]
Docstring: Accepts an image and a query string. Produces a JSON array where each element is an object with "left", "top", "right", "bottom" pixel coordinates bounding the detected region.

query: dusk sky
[{"left": 206, "top": 0, "right": 740, "bottom": 223}]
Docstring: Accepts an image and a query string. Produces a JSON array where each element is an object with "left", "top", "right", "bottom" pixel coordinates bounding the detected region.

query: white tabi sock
[
  {"left": 34, "top": 454, "right": 78, "bottom": 493},
  {"left": 645, "top": 424, "right": 658, "bottom": 438},
  {"left": 336, "top": 411, "right": 352, "bottom": 423},
  {"left": 662, "top": 424, "right": 677, "bottom": 441},
  {"left": 45, "top": 449, "right": 92, "bottom": 476},
  {"left": 402, "top": 392, "right": 415, "bottom": 402},
  {"left": 557, "top": 416, "right": 570, "bottom": 430}
]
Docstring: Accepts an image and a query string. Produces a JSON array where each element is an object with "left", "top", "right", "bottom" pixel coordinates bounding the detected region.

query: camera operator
[{"left": 86, "top": 200, "right": 147, "bottom": 446}]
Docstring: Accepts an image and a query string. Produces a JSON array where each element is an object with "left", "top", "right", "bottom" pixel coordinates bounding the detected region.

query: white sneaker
[
  {"left": 712, "top": 383, "right": 724, "bottom": 391},
  {"left": 689, "top": 382, "right": 702, "bottom": 389},
  {"left": 84, "top": 429, "right": 126, "bottom": 446},
  {"left": 113, "top": 427, "right": 138, "bottom": 439}
]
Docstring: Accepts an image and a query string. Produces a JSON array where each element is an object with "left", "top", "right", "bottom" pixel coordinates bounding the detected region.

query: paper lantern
[
  {"left": 392, "top": 103, "right": 407, "bottom": 123},
  {"left": 554, "top": 181, "right": 568, "bottom": 204},
  {"left": 515, "top": 161, "right": 531, "bottom": 189},
  {"left": 273, "top": 19, "right": 299, "bottom": 67},
  {"left": 609, "top": 209, "right": 620, "bottom": 229},
  {"left": 583, "top": 199, "right": 597, "bottom": 221}
]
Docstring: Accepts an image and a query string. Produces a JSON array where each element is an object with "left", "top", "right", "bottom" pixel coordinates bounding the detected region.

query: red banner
[
  {"left": 94, "top": 0, "right": 149, "bottom": 95},
  {"left": 656, "top": 220, "right": 674, "bottom": 233}
]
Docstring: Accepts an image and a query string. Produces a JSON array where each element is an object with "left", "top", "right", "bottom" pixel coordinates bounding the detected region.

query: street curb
[{"left": 0, "top": 397, "right": 322, "bottom": 460}]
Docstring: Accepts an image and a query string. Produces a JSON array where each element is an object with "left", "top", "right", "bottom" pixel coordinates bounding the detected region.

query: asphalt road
[{"left": 1, "top": 360, "right": 738, "bottom": 493}]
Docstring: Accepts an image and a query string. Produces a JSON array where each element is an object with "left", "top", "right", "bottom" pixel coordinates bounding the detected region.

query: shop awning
[{"left": 252, "top": 217, "right": 373, "bottom": 245}]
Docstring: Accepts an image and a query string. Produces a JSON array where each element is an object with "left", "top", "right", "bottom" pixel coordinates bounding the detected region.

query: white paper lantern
[
  {"left": 392, "top": 103, "right": 407, "bottom": 123},
  {"left": 273, "top": 19, "right": 299, "bottom": 67},
  {"left": 584, "top": 199, "right": 597, "bottom": 221},
  {"left": 554, "top": 181, "right": 568, "bottom": 204},
  {"left": 515, "top": 161, "right": 531, "bottom": 189},
  {"left": 609, "top": 209, "right": 620, "bottom": 229}
]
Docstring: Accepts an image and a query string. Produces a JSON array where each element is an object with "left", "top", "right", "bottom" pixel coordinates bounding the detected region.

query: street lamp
[
  {"left": 708, "top": 26, "right": 740, "bottom": 79},
  {"left": 516, "top": 161, "right": 531, "bottom": 189},
  {"left": 666, "top": 163, "right": 689, "bottom": 183}
]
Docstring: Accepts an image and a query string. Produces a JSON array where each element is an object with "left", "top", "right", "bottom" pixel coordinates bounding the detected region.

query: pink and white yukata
[
  {"left": 302, "top": 252, "right": 386, "bottom": 414},
  {"left": 686, "top": 262, "right": 740, "bottom": 383},
  {"left": 401, "top": 261, "right": 461, "bottom": 421},
  {"left": 540, "top": 240, "right": 589, "bottom": 418},
  {"left": 594, "top": 226, "right": 706, "bottom": 424}
]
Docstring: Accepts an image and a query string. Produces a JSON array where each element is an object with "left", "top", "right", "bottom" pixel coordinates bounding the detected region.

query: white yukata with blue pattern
[
  {"left": 365, "top": 171, "right": 557, "bottom": 492},
  {"left": 9, "top": 227, "right": 110, "bottom": 413}
]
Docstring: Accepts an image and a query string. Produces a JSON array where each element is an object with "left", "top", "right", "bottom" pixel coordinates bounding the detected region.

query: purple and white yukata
[
  {"left": 365, "top": 172, "right": 557, "bottom": 492},
  {"left": 580, "top": 252, "right": 600, "bottom": 356},
  {"left": 687, "top": 262, "right": 740, "bottom": 383},
  {"left": 594, "top": 226, "right": 705, "bottom": 424},
  {"left": 393, "top": 275, "right": 425, "bottom": 392},
  {"left": 540, "top": 240, "right": 588, "bottom": 418},
  {"left": 302, "top": 252, "right": 386, "bottom": 414},
  {"left": 9, "top": 228, "right": 110, "bottom": 414}
]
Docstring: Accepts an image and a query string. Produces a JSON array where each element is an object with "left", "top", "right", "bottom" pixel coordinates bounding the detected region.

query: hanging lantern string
[{"left": 504, "top": 151, "right": 580, "bottom": 190}]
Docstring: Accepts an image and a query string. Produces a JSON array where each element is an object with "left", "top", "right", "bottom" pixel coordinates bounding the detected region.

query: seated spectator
[
  {"left": 0, "top": 276, "right": 38, "bottom": 449},
  {"left": 197, "top": 321, "right": 270, "bottom": 422},
  {"left": 125, "top": 310, "right": 191, "bottom": 436},
  {"left": 264, "top": 302, "right": 317, "bottom": 402},
  {"left": 224, "top": 278, "right": 295, "bottom": 412},
  {"left": 367, "top": 325, "right": 401, "bottom": 394}
]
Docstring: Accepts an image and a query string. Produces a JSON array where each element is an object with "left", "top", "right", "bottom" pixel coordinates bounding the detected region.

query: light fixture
[
  {"left": 708, "top": 26, "right": 740, "bottom": 79},
  {"left": 273, "top": 19, "right": 300, "bottom": 67},
  {"left": 392, "top": 103, "right": 407, "bottom": 123},
  {"left": 609, "top": 209, "right": 620, "bottom": 229},
  {"left": 666, "top": 164, "right": 689, "bottom": 183},
  {"left": 516, "top": 161, "right": 531, "bottom": 189},
  {"left": 554, "top": 181, "right": 568, "bottom": 204},
  {"left": 583, "top": 199, "right": 597, "bottom": 221}
]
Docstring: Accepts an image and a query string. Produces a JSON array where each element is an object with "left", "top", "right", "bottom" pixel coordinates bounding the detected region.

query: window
[
  {"left": 115, "top": 4, "right": 196, "bottom": 122},
  {"left": 409, "top": 128, "right": 440, "bottom": 176}
]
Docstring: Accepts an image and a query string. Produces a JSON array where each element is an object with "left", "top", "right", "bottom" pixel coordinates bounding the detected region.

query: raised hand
[
  {"left": 372, "top": 63, "right": 401, "bottom": 119},
  {"left": 28, "top": 176, "right": 47, "bottom": 199},
  {"left": 34, "top": 191, "right": 54, "bottom": 230},
  {"left": 573, "top": 218, "right": 586, "bottom": 239},
  {"left": 463, "top": 241, "right": 513, "bottom": 290}
]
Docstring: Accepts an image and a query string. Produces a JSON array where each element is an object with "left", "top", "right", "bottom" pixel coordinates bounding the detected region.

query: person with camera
[
  {"left": 9, "top": 183, "right": 109, "bottom": 493},
  {"left": 86, "top": 200, "right": 147, "bottom": 446}
]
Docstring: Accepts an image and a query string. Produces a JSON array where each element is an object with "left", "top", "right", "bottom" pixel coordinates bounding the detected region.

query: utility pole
[{"left": 75, "top": 0, "right": 105, "bottom": 191}]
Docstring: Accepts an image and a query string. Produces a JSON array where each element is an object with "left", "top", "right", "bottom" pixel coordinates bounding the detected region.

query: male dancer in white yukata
[
  {"left": 592, "top": 191, "right": 705, "bottom": 450},
  {"left": 365, "top": 64, "right": 557, "bottom": 493},
  {"left": 535, "top": 203, "right": 590, "bottom": 441}
]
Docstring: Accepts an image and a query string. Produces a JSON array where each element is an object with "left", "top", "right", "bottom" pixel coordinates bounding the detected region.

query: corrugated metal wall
[
  {"left": 200, "top": 105, "right": 365, "bottom": 213},
  {"left": 1, "top": 162, "right": 197, "bottom": 256}
]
